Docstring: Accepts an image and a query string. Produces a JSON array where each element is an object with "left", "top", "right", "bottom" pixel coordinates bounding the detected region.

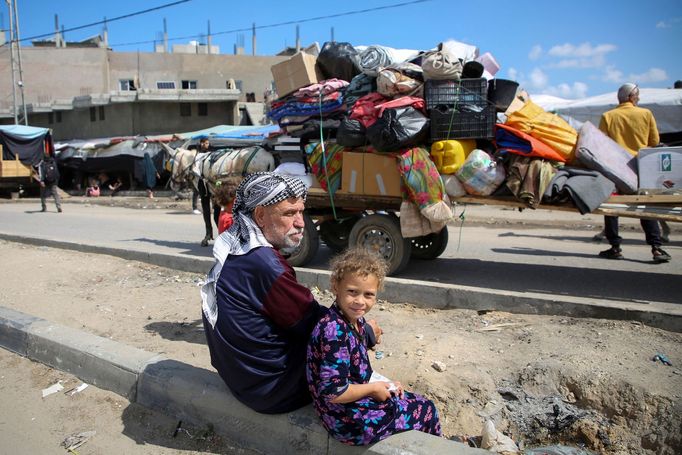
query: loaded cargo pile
[{"left": 266, "top": 40, "right": 681, "bottom": 223}]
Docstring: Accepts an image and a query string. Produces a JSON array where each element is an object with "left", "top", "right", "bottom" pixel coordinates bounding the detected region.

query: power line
[
  {"left": 111, "top": 0, "right": 430, "bottom": 48},
  {"left": 17, "top": 0, "right": 192, "bottom": 43}
]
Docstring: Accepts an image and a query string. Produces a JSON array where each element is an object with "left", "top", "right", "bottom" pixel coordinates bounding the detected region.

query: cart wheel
[
  {"left": 410, "top": 228, "right": 449, "bottom": 260},
  {"left": 348, "top": 213, "right": 412, "bottom": 276},
  {"left": 286, "top": 213, "right": 319, "bottom": 267},
  {"left": 319, "top": 217, "right": 359, "bottom": 253}
]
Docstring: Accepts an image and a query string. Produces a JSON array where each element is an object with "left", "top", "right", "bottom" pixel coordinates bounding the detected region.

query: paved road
[{"left": 1, "top": 199, "right": 680, "bottom": 307}]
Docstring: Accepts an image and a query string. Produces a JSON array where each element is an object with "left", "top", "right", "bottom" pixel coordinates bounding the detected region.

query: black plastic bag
[
  {"left": 336, "top": 117, "right": 367, "bottom": 147},
  {"left": 366, "top": 107, "right": 430, "bottom": 153},
  {"left": 316, "top": 42, "right": 361, "bottom": 82}
]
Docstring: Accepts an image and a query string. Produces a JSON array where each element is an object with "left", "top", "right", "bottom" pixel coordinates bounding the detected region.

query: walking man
[{"left": 35, "top": 152, "right": 62, "bottom": 213}]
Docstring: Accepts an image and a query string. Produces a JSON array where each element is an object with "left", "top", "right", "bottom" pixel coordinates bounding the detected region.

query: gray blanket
[{"left": 543, "top": 167, "right": 615, "bottom": 214}]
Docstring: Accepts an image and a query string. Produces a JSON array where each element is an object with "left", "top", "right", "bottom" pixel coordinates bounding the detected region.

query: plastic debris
[
  {"left": 65, "top": 383, "right": 89, "bottom": 396},
  {"left": 432, "top": 361, "right": 447, "bottom": 372},
  {"left": 41, "top": 381, "right": 64, "bottom": 398},
  {"left": 652, "top": 353, "right": 672, "bottom": 366},
  {"left": 481, "top": 419, "right": 519, "bottom": 454},
  {"left": 61, "top": 430, "right": 96, "bottom": 451},
  {"left": 524, "top": 445, "right": 596, "bottom": 455},
  {"left": 375, "top": 351, "right": 385, "bottom": 360}
]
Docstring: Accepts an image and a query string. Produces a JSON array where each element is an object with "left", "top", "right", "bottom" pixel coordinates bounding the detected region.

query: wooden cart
[{"left": 286, "top": 187, "right": 682, "bottom": 276}]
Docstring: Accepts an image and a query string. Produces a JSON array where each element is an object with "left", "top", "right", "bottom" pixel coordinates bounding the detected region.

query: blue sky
[{"left": 8, "top": 0, "right": 682, "bottom": 99}]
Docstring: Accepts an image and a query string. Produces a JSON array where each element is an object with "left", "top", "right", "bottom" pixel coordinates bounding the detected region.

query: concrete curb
[
  {"left": 2, "top": 233, "right": 681, "bottom": 332},
  {"left": 0, "top": 305, "right": 487, "bottom": 454}
]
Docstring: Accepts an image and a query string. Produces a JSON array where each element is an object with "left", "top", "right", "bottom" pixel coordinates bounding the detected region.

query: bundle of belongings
[{"left": 264, "top": 39, "right": 636, "bottom": 238}]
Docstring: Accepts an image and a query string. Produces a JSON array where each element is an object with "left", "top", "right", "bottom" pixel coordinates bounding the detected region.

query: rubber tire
[
  {"left": 319, "top": 217, "right": 359, "bottom": 253},
  {"left": 348, "top": 213, "right": 412, "bottom": 276},
  {"left": 410, "top": 227, "right": 449, "bottom": 260},
  {"left": 286, "top": 212, "right": 320, "bottom": 267}
]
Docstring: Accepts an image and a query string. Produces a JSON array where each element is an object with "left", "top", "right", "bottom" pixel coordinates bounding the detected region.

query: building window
[
  {"left": 48, "top": 112, "right": 54, "bottom": 124},
  {"left": 56, "top": 111, "right": 62, "bottom": 123},
  {"left": 198, "top": 102, "right": 208, "bottom": 116},
  {"left": 157, "top": 81, "right": 176, "bottom": 89},
  {"left": 99, "top": 105, "right": 105, "bottom": 121},
  {"left": 119, "top": 79, "right": 136, "bottom": 91},
  {"left": 90, "top": 107, "right": 96, "bottom": 122},
  {"left": 181, "top": 80, "right": 197, "bottom": 89},
  {"left": 180, "top": 103, "right": 191, "bottom": 117}
]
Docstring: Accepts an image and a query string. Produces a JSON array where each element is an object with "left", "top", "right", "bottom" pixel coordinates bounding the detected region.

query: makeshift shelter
[
  {"left": 533, "top": 88, "right": 682, "bottom": 144},
  {"left": 0, "top": 125, "right": 54, "bottom": 165}
]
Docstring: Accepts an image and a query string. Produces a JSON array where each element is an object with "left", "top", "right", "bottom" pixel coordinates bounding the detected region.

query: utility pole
[
  {"left": 12, "top": 0, "right": 27, "bottom": 124},
  {"left": 7, "top": 0, "right": 18, "bottom": 124},
  {"left": 7, "top": 0, "right": 27, "bottom": 125}
]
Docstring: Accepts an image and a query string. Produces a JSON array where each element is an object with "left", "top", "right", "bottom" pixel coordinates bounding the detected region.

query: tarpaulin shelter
[
  {"left": 0, "top": 125, "right": 54, "bottom": 166},
  {"left": 533, "top": 88, "right": 682, "bottom": 144}
]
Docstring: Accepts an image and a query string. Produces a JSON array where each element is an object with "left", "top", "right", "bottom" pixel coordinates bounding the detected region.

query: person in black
[{"left": 35, "top": 152, "right": 62, "bottom": 213}]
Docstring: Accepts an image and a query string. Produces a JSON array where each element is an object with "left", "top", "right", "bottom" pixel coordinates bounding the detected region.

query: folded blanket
[{"left": 543, "top": 167, "right": 615, "bottom": 214}]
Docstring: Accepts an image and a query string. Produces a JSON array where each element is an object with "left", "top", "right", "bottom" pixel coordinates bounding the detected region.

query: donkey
[{"left": 163, "top": 143, "right": 275, "bottom": 246}]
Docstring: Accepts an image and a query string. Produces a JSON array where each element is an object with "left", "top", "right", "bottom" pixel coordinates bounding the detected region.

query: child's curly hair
[
  {"left": 329, "top": 247, "right": 388, "bottom": 291},
  {"left": 212, "top": 178, "right": 239, "bottom": 207}
]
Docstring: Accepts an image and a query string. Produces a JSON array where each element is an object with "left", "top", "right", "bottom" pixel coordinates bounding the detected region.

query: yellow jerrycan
[{"left": 430, "top": 139, "right": 476, "bottom": 174}]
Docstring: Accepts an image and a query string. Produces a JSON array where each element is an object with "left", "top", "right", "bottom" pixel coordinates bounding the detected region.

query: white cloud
[
  {"left": 628, "top": 67, "right": 668, "bottom": 83},
  {"left": 543, "top": 82, "right": 589, "bottom": 99},
  {"left": 656, "top": 17, "right": 681, "bottom": 28},
  {"left": 529, "top": 68, "right": 548, "bottom": 90},
  {"left": 507, "top": 67, "right": 518, "bottom": 81},
  {"left": 600, "top": 66, "right": 668, "bottom": 85},
  {"left": 528, "top": 45, "right": 542, "bottom": 61},
  {"left": 602, "top": 66, "right": 624, "bottom": 83},
  {"left": 546, "top": 42, "right": 617, "bottom": 69},
  {"left": 548, "top": 43, "right": 616, "bottom": 58}
]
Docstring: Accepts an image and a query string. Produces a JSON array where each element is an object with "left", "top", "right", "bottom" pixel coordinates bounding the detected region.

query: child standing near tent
[
  {"left": 306, "top": 248, "right": 442, "bottom": 446},
  {"left": 212, "top": 179, "right": 239, "bottom": 234}
]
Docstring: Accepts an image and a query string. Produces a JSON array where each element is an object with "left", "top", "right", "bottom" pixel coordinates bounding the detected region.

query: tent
[
  {"left": 0, "top": 125, "right": 54, "bottom": 166},
  {"left": 532, "top": 88, "right": 682, "bottom": 143}
]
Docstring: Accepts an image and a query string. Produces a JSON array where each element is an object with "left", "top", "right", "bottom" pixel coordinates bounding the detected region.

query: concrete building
[{"left": 0, "top": 44, "right": 287, "bottom": 140}]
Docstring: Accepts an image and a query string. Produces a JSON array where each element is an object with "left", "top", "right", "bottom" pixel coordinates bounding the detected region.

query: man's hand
[
  {"left": 366, "top": 319, "right": 383, "bottom": 344},
  {"left": 39, "top": 182, "right": 45, "bottom": 188}
]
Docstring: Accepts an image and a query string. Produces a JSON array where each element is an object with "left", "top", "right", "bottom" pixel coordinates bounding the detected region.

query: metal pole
[
  {"left": 7, "top": 0, "right": 18, "bottom": 124},
  {"left": 13, "top": 0, "right": 27, "bottom": 125}
]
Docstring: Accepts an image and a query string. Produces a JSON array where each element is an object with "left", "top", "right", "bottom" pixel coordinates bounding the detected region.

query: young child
[
  {"left": 306, "top": 248, "right": 442, "bottom": 446},
  {"left": 212, "top": 179, "right": 239, "bottom": 234}
]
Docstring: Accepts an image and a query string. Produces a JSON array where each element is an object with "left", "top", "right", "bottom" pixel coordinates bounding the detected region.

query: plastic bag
[
  {"left": 455, "top": 149, "right": 506, "bottom": 196},
  {"left": 366, "top": 107, "right": 430, "bottom": 153},
  {"left": 376, "top": 65, "right": 423, "bottom": 98},
  {"left": 336, "top": 117, "right": 368, "bottom": 147},
  {"left": 316, "top": 42, "right": 361, "bottom": 82},
  {"left": 421, "top": 50, "right": 463, "bottom": 80}
]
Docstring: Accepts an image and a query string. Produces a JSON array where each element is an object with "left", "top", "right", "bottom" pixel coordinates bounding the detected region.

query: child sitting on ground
[
  {"left": 306, "top": 248, "right": 442, "bottom": 446},
  {"left": 212, "top": 179, "right": 239, "bottom": 234}
]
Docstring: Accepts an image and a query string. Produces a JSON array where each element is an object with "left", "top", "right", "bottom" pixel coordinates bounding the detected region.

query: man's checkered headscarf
[{"left": 201, "top": 172, "right": 307, "bottom": 327}]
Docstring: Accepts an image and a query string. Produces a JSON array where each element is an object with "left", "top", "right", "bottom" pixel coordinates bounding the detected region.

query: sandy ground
[
  {"left": 0, "top": 240, "right": 680, "bottom": 454},
  {"left": 0, "top": 349, "right": 257, "bottom": 455}
]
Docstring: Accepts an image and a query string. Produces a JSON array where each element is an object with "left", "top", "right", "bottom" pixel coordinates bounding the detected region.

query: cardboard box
[
  {"left": 340, "top": 152, "right": 364, "bottom": 194},
  {"left": 271, "top": 52, "right": 323, "bottom": 97},
  {"left": 363, "top": 153, "right": 401, "bottom": 197},
  {"left": 638, "top": 146, "right": 682, "bottom": 191}
]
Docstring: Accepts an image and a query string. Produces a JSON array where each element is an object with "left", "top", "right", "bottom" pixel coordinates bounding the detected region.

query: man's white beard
[{"left": 279, "top": 228, "right": 304, "bottom": 254}]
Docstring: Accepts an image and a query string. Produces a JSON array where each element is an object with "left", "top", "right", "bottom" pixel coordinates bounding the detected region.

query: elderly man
[
  {"left": 598, "top": 83, "right": 671, "bottom": 263},
  {"left": 201, "top": 172, "right": 378, "bottom": 414}
]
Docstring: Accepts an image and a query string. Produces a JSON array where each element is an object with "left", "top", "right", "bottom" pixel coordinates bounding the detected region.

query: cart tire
[
  {"left": 348, "top": 213, "right": 411, "bottom": 276},
  {"left": 319, "top": 217, "right": 359, "bottom": 253},
  {"left": 286, "top": 213, "right": 319, "bottom": 267},
  {"left": 410, "top": 228, "right": 449, "bottom": 260}
]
